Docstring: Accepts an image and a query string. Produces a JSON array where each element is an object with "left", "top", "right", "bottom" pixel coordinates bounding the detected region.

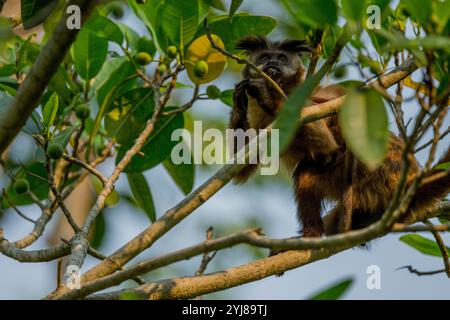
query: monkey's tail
[{"left": 404, "top": 146, "right": 450, "bottom": 222}]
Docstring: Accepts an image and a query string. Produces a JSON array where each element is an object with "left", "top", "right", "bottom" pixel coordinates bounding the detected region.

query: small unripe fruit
[
  {"left": 167, "top": 46, "right": 178, "bottom": 59},
  {"left": 75, "top": 103, "right": 90, "bottom": 119},
  {"left": 206, "top": 85, "right": 221, "bottom": 99},
  {"left": 48, "top": 143, "right": 64, "bottom": 160},
  {"left": 14, "top": 179, "right": 29, "bottom": 195},
  {"left": 111, "top": 4, "right": 124, "bottom": 19},
  {"left": 193, "top": 60, "right": 209, "bottom": 78},
  {"left": 158, "top": 64, "right": 168, "bottom": 74},
  {"left": 333, "top": 65, "right": 347, "bottom": 79},
  {"left": 136, "top": 52, "right": 152, "bottom": 66}
]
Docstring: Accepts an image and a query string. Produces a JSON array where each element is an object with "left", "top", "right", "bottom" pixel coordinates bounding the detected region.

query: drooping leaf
[
  {"left": 42, "top": 92, "right": 59, "bottom": 129},
  {"left": 126, "top": 172, "right": 156, "bottom": 222},
  {"left": 116, "top": 111, "right": 184, "bottom": 172},
  {"left": 73, "top": 28, "right": 108, "bottom": 81},
  {"left": 229, "top": 0, "right": 244, "bottom": 20},
  {"left": 161, "top": 0, "right": 199, "bottom": 50},
  {"left": 339, "top": 88, "right": 389, "bottom": 170},
  {"left": 163, "top": 151, "right": 195, "bottom": 195},
  {"left": 400, "top": 234, "right": 450, "bottom": 257},
  {"left": 83, "top": 14, "right": 124, "bottom": 45},
  {"left": 90, "top": 212, "right": 106, "bottom": 249},
  {"left": 21, "top": 0, "right": 59, "bottom": 29},
  {"left": 308, "top": 278, "right": 354, "bottom": 300}
]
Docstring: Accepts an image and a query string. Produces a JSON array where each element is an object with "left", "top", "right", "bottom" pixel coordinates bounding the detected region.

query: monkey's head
[{"left": 236, "top": 36, "right": 311, "bottom": 91}]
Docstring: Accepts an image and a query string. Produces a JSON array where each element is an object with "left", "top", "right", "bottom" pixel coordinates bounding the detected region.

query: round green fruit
[
  {"left": 206, "top": 85, "right": 221, "bottom": 99},
  {"left": 136, "top": 52, "right": 152, "bottom": 66},
  {"left": 158, "top": 64, "right": 168, "bottom": 74},
  {"left": 193, "top": 60, "right": 209, "bottom": 78},
  {"left": 48, "top": 143, "right": 64, "bottom": 160},
  {"left": 75, "top": 103, "right": 90, "bottom": 119},
  {"left": 167, "top": 46, "right": 178, "bottom": 59},
  {"left": 14, "top": 179, "right": 30, "bottom": 195},
  {"left": 333, "top": 65, "right": 347, "bottom": 79}
]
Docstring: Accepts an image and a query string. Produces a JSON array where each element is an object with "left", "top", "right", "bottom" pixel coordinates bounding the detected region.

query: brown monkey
[{"left": 229, "top": 35, "right": 450, "bottom": 238}]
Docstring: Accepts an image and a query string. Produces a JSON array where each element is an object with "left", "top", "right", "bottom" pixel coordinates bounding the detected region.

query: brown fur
[{"left": 229, "top": 36, "right": 450, "bottom": 237}]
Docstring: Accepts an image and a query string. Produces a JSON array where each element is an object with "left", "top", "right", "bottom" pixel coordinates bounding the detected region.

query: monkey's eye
[
  {"left": 259, "top": 54, "right": 270, "bottom": 63},
  {"left": 277, "top": 54, "right": 288, "bottom": 63}
]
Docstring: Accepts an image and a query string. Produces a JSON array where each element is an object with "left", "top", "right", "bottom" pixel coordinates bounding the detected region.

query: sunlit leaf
[
  {"left": 73, "top": 28, "right": 108, "bottom": 81},
  {"left": 161, "top": 0, "right": 199, "bottom": 49},
  {"left": 339, "top": 88, "right": 389, "bottom": 170},
  {"left": 400, "top": 234, "right": 450, "bottom": 257}
]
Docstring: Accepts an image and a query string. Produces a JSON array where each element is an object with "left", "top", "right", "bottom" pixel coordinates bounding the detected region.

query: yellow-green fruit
[
  {"left": 136, "top": 52, "right": 152, "bottom": 66},
  {"left": 158, "top": 64, "right": 168, "bottom": 73},
  {"left": 333, "top": 65, "right": 347, "bottom": 79},
  {"left": 167, "top": 46, "right": 178, "bottom": 59},
  {"left": 14, "top": 178, "right": 29, "bottom": 195},
  {"left": 75, "top": 103, "right": 90, "bottom": 119},
  {"left": 206, "top": 85, "right": 221, "bottom": 99},
  {"left": 194, "top": 60, "right": 209, "bottom": 78},
  {"left": 48, "top": 143, "right": 64, "bottom": 160}
]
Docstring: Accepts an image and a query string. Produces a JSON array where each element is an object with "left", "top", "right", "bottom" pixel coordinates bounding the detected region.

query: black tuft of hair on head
[
  {"left": 235, "top": 35, "right": 270, "bottom": 53},
  {"left": 277, "top": 39, "right": 312, "bottom": 54}
]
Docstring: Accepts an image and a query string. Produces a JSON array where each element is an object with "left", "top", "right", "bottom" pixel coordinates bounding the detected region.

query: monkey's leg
[{"left": 293, "top": 170, "right": 325, "bottom": 237}]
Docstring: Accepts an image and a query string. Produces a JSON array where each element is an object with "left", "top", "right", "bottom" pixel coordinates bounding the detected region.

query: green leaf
[
  {"left": 275, "top": 66, "right": 333, "bottom": 152},
  {"left": 401, "top": 0, "right": 431, "bottom": 25},
  {"left": 42, "top": 92, "right": 59, "bottom": 129},
  {"left": 339, "top": 88, "right": 389, "bottom": 170},
  {"left": 116, "top": 111, "right": 184, "bottom": 172},
  {"left": 53, "top": 126, "right": 77, "bottom": 148},
  {"left": 105, "top": 88, "right": 155, "bottom": 144},
  {"left": 341, "top": 0, "right": 366, "bottom": 21},
  {"left": 286, "top": 0, "right": 338, "bottom": 28},
  {"left": 219, "top": 89, "right": 234, "bottom": 107},
  {"left": 308, "top": 278, "right": 354, "bottom": 300},
  {"left": 73, "top": 28, "right": 109, "bottom": 81},
  {"left": 21, "top": 0, "right": 59, "bottom": 29},
  {"left": 126, "top": 173, "right": 156, "bottom": 222},
  {"left": 400, "top": 234, "right": 450, "bottom": 257},
  {"left": 163, "top": 152, "right": 195, "bottom": 195},
  {"left": 435, "top": 162, "right": 450, "bottom": 171},
  {"left": 161, "top": 0, "right": 199, "bottom": 50},
  {"left": 90, "top": 212, "right": 106, "bottom": 249},
  {"left": 128, "top": 0, "right": 168, "bottom": 53},
  {"left": 2, "top": 163, "right": 49, "bottom": 208},
  {"left": 229, "top": 0, "right": 244, "bottom": 20},
  {"left": 83, "top": 14, "right": 124, "bottom": 45},
  {"left": 196, "top": 15, "right": 278, "bottom": 53},
  {"left": 386, "top": 35, "right": 450, "bottom": 52},
  {"left": 199, "top": 0, "right": 214, "bottom": 21}
]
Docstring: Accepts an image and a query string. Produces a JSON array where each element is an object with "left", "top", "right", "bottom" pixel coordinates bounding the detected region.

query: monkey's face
[{"left": 251, "top": 50, "right": 302, "bottom": 83}]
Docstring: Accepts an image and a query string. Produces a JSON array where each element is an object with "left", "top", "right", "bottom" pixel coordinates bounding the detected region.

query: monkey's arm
[{"left": 229, "top": 80, "right": 260, "bottom": 184}]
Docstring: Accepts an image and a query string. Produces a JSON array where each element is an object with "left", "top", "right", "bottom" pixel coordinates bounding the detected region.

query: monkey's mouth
[{"left": 264, "top": 66, "right": 282, "bottom": 79}]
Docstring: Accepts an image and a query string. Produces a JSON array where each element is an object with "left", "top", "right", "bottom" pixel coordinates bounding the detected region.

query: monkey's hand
[{"left": 246, "top": 78, "right": 277, "bottom": 115}]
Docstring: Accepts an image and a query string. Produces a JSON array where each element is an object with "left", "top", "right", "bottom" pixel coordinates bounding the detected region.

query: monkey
[{"left": 229, "top": 35, "right": 450, "bottom": 239}]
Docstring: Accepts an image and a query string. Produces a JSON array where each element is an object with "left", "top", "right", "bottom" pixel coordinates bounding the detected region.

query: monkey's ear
[
  {"left": 278, "top": 39, "right": 312, "bottom": 55},
  {"left": 235, "top": 36, "right": 269, "bottom": 53}
]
